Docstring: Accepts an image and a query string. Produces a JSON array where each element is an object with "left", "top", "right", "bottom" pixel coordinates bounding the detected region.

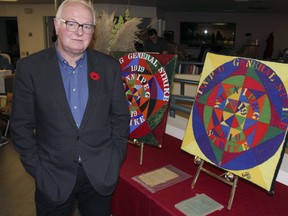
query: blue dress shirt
[{"left": 56, "top": 47, "right": 88, "bottom": 129}]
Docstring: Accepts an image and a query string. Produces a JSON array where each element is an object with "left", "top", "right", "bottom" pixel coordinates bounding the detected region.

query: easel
[
  {"left": 191, "top": 156, "right": 238, "bottom": 210},
  {"left": 128, "top": 139, "right": 144, "bottom": 165}
]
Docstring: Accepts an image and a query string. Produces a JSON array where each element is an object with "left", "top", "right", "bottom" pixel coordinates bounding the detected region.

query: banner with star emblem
[
  {"left": 112, "top": 52, "right": 177, "bottom": 147},
  {"left": 181, "top": 52, "right": 288, "bottom": 192}
]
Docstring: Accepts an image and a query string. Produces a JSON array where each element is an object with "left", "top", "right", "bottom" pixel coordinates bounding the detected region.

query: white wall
[
  {"left": 0, "top": 4, "right": 157, "bottom": 58},
  {"left": 0, "top": 4, "right": 55, "bottom": 57},
  {"left": 164, "top": 12, "right": 288, "bottom": 59},
  {"left": 1, "top": 4, "right": 288, "bottom": 60}
]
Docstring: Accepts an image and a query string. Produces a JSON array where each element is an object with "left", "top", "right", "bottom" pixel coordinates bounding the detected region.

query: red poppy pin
[{"left": 90, "top": 72, "right": 100, "bottom": 81}]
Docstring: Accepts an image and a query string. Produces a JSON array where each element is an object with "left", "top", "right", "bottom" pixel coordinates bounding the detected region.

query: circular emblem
[
  {"left": 120, "top": 53, "right": 170, "bottom": 138},
  {"left": 193, "top": 58, "right": 288, "bottom": 170}
]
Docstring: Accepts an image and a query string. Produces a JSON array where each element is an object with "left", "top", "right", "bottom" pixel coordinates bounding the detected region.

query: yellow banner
[{"left": 182, "top": 53, "right": 288, "bottom": 192}]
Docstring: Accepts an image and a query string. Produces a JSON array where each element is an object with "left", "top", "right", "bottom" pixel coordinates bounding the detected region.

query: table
[{"left": 112, "top": 134, "right": 288, "bottom": 216}]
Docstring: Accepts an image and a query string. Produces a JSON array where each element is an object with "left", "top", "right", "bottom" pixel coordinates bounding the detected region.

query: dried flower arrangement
[{"left": 91, "top": 9, "right": 143, "bottom": 54}]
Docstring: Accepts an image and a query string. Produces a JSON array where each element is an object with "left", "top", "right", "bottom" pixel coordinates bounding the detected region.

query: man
[
  {"left": 143, "top": 28, "right": 168, "bottom": 54},
  {"left": 10, "top": 0, "right": 130, "bottom": 215}
]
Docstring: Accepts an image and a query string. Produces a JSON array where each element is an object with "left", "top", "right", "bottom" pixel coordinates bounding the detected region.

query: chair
[
  {"left": 0, "top": 53, "right": 14, "bottom": 72},
  {"left": 0, "top": 93, "right": 12, "bottom": 137},
  {"left": 0, "top": 53, "right": 11, "bottom": 64}
]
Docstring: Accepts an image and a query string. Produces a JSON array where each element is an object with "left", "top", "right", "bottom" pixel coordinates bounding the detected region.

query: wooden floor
[
  {"left": 0, "top": 138, "right": 82, "bottom": 216},
  {"left": 0, "top": 139, "right": 35, "bottom": 216}
]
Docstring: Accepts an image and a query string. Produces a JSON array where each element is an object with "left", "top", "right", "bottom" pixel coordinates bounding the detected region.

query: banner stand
[{"left": 191, "top": 157, "right": 238, "bottom": 210}]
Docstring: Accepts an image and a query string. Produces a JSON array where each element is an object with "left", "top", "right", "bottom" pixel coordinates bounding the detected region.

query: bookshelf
[
  {"left": 170, "top": 74, "right": 200, "bottom": 118},
  {"left": 177, "top": 61, "right": 204, "bottom": 74}
]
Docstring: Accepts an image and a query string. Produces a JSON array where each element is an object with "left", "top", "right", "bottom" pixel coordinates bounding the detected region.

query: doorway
[
  {"left": 0, "top": 17, "right": 20, "bottom": 68},
  {"left": 44, "top": 16, "right": 57, "bottom": 49}
]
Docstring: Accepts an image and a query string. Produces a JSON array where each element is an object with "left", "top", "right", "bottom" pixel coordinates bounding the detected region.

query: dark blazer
[{"left": 10, "top": 47, "right": 130, "bottom": 204}]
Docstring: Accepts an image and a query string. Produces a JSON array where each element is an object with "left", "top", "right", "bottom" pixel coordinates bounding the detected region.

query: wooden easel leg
[
  {"left": 191, "top": 157, "right": 239, "bottom": 210},
  {"left": 128, "top": 139, "right": 144, "bottom": 165},
  {"left": 139, "top": 142, "right": 144, "bottom": 165},
  {"left": 191, "top": 159, "right": 204, "bottom": 189},
  {"left": 228, "top": 176, "right": 238, "bottom": 210}
]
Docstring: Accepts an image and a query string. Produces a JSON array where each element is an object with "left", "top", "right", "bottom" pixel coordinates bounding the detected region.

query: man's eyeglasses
[{"left": 58, "top": 18, "right": 95, "bottom": 35}]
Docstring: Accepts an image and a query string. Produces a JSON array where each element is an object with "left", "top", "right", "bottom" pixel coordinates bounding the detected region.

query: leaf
[
  {"left": 110, "top": 17, "right": 143, "bottom": 52},
  {"left": 92, "top": 10, "right": 116, "bottom": 54},
  {"left": 91, "top": 10, "right": 143, "bottom": 53}
]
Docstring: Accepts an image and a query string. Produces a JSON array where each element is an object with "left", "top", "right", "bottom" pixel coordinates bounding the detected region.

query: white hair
[{"left": 55, "top": 0, "right": 96, "bottom": 25}]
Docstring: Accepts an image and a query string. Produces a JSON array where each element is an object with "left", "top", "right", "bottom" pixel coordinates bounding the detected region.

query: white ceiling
[{"left": 1, "top": 0, "right": 288, "bottom": 14}]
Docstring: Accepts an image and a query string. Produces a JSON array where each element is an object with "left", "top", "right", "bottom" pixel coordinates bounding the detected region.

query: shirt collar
[{"left": 54, "top": 42, "right": 86, "bottom": 68}]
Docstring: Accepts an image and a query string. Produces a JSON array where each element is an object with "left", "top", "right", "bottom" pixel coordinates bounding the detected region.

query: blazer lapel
[
  {"left": 46, "top": 48, "right": 78, "bottom": 129},
  {"left": 80, "top": 51, "right": 104, "bottom": 130}
]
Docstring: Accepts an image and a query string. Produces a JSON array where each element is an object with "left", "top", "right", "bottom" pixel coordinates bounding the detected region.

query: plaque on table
[{"left": 132, "top": 164, "right": 192, "bottom": 193}]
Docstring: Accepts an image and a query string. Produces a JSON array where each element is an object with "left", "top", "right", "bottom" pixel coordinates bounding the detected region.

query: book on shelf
[{"left": 177, "top": 63, "right": 201, "bottom": 74}]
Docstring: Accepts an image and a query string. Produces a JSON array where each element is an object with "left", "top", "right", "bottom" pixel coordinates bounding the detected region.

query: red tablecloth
[{"left": 112, "top": 134, "right": 288, "bottom": 216}]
